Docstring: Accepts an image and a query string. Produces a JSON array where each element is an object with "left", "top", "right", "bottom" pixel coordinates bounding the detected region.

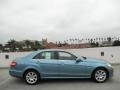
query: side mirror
[
  {"left": 82, "top": 56, "right": 87, "bottom": 60},
  {"left": 76, "top": 58, "right": 82, "bottom": 63}
]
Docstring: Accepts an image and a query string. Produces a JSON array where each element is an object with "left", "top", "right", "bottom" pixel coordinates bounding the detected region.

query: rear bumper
[{"left": 9, "top": 69, "right": 23, "bottom": 78}]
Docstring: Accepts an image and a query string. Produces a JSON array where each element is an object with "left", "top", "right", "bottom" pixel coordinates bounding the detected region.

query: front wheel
[
  {"left": 24, "top": 70, "right": 40, "bottom": 85},
  {"left": 92, "top": 69, "right": 108, "bottom": 83}
]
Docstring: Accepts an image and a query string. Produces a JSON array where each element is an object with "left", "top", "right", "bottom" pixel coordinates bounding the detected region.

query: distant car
[{"left": 9, "top": 49, "right": 113, "bottom": 85}]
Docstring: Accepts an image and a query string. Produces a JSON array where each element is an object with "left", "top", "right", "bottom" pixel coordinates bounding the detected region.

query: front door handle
[
  {"left": 36, "top": 61, "right": 39, "bottom": 64},
  {"left": 57, "top": 62, "right": 64, "bottom": 65}
]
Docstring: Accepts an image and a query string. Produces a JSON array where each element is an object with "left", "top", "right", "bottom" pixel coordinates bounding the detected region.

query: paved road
[{"left": 0, "top": 65, "right": 120, "bottom": 90}]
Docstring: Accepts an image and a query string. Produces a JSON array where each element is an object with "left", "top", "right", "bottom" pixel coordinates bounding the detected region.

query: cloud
[{"left": 0, "top": 0, "right": 120, "bottom": 43}]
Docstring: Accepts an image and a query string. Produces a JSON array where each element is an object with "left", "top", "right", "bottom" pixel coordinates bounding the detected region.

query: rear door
[{"left": 33, "top": 51, "right": 59, "bottom": 78}]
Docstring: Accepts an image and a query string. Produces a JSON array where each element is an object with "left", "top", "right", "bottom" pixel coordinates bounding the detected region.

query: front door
[{"left": 57, "top": 51, "right": 88, "bottom": 78}]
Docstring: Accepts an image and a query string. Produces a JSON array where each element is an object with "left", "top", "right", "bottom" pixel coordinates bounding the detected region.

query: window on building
[{"left": 5, "top": 55, "right": 9, "bottom": 59}]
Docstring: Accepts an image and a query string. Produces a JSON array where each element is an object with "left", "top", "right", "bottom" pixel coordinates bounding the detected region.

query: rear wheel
[
  {"left": 92, "top": 69, "right": 108, "bottom": 83},
  {"left": 24, "top": 70, "right": 40, "bottom": 85}
]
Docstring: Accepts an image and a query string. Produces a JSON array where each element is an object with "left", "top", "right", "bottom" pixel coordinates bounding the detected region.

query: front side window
[
  {"left": 58, "top": 51, "right": 76, "bottom": 60},
  {"left": 33, "top": 51, "right": 55, "bottom": 59}
]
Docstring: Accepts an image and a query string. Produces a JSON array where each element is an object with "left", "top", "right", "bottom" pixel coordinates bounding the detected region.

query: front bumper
[{"left": 108, "top": 67, "right": 114, "bottom": 78}]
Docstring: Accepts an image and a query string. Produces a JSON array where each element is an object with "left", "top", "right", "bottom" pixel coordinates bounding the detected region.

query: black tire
[
  {"left": 92, "top": 68, "right": 108, "bottom": 83},
  {"left": 24, "top": 70, "right": 40, "bottom": 85}
]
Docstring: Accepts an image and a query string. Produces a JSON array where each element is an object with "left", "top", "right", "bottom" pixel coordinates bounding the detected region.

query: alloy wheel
[{"left": 94, "top": 69, "right": 107, "bottom": 82}]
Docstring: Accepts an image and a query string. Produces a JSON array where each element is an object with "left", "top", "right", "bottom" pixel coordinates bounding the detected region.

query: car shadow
[
  {"left": 41, "top": 78, "right": 92, "bottom": 83},
  {"left": 9, "top": 77, "right": 115, "bottom": 86},
  {"left": 9, "top": 78, "right": 93, "bottom": 85}
]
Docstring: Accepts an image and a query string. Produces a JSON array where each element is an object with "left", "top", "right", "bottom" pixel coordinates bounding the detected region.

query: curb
[
  {"left": 111, "top": 63, "right": 120, "bottom": 66},
  {"left": 0, "top": 67, "right": 10, "bottom": 69}
]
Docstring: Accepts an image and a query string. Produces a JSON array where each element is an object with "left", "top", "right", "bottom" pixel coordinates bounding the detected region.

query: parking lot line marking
[{"left": 0, "top": 77, "right": 10, "bottom": 86}]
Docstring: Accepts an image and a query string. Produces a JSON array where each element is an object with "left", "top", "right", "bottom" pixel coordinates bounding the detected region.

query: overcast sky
[{"left": 0, "top": 0, "right": 120, "bottom": 44}]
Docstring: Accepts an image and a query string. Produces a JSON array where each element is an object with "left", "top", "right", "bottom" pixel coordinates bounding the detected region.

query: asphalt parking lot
[{"left": 0, "top": 65, "right": 120, "bottom": 90}]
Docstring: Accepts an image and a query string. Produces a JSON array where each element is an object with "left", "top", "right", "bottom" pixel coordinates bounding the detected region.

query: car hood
[{"left": 84, "top": 57, "right": 108, "bottom": 64}]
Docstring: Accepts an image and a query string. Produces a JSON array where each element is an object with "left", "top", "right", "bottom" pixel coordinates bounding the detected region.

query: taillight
[{"left": 10, "top": 61, "right": 17, "bottom": 68}]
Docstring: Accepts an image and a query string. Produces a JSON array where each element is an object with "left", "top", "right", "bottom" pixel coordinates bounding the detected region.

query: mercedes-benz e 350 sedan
[{"left": 9, "top": 50, "right": 113, "bottom": 85}]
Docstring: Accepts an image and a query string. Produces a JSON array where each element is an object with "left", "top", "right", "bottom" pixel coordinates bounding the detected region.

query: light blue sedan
[{"left": 9, "top": 49, "right": 113, "bottom": 85}]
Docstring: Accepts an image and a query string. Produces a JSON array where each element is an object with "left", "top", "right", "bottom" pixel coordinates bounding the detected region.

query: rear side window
[{"left": 33, "top": 51, "right": 55, "bottom": 59}]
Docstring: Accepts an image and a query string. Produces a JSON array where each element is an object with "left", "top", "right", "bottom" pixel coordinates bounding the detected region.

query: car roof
[{"left": 37, "top": 49, "right": 70, "bottom": 52}]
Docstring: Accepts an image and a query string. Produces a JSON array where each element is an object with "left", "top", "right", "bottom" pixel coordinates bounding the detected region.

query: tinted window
[
  {"left": 33, "top": 51, "right": 55, "bottom": 59},
  {"left": 58, "top": 51, "right": 76, "bottom": 60}
]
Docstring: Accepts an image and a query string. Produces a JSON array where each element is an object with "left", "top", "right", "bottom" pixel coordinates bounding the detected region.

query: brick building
[{"left": 42, "top": 39, "right": 91, "bottom": 49}]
